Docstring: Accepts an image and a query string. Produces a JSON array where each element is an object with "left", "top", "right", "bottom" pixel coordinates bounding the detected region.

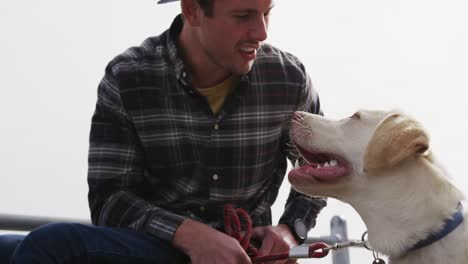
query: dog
[{"left": 288, "top": 110, "right": 468, "bottom": 264}]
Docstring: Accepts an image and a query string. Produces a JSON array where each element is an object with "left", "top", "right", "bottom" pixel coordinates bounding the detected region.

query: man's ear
[
  {"left": 181, "top": 0, "right": 202, "bottom": 26},
  {"left": 364, "top": 113, "right": 429, "bottom": 171}
]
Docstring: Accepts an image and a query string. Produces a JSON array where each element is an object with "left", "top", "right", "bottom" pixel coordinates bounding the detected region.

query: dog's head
[
  {"left": 288, "top": 110, "right": 430, "bottom": 198},
  {"left": 289, "top": 110, "right": 468, "bottom": 258}
]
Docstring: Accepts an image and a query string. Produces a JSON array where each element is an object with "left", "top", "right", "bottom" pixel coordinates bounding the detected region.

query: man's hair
[{"left": 197, "top": 0, "right": 214, "bottom": 16}]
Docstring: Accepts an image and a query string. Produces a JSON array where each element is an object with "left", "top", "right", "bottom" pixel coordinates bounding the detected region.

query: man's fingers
[
  {"left": 251, "top": 225, "right": 297, "bottom": 264},
  {"left": 258, "top": 235, "right": 275, "bottom": 255},
  {"left": 251, "top": 226, "right": 265, "bottom": 240}
]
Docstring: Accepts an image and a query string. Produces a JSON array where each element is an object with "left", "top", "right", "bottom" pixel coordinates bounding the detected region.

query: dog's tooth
[
  {"left": 330, "top": 160, "right": 338, "bottom": 166},
  {"left": 294, "top": 160, "right": 300, "bottom": 169},
  {"left": 317, "top": 164, "right": 322, "bottom": 169},
  {"left": 324, "top": 162, "right": 330, "bottom": 167}
]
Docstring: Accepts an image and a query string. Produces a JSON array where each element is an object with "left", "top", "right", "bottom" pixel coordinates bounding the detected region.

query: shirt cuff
[
  {"left": 136, "top": 210, "right": 188, "bottom": 242},
  {"left": 278, "top": 192, "right": 327, "bottom": 231}
]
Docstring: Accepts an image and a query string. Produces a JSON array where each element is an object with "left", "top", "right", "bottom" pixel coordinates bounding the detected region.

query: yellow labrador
[{"left": 288, "top": 110, "right": 468, "bottom": 264}]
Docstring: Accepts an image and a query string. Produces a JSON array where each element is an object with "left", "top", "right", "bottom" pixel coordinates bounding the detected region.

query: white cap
[{"left": 157, "top": 0, "right": 179, "bottom": 4}]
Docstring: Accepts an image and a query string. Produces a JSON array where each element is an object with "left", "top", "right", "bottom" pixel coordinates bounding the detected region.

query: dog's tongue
[{"left": 289, "top": 164, "right": 346, "bottom": 182}]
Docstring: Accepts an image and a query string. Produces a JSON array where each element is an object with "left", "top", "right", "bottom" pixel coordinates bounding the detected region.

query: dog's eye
[{"left": 350, "top": 112, "right": 361, "bottom": 119}]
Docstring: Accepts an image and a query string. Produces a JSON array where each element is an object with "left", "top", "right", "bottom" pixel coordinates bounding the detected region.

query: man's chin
[{"left": 233, "top": 61, "right": 255, "bottom": 76}]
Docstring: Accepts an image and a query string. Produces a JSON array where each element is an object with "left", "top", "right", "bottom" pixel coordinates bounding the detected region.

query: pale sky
[{"left": 1, "top": 0, "right": 468, "bottom": 263}]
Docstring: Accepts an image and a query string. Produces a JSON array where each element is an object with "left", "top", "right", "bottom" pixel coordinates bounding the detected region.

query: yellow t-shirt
[{"left": 197, "top": 75, "right": 240, "bottom": 115}]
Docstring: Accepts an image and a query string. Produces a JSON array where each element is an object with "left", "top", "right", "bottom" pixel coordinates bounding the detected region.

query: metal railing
[
  {"left": 0, "top": 214, "right": 90, "bottom": 231},
  {"left": 0, "top": 214, "right": 352, "bottom": 264}
]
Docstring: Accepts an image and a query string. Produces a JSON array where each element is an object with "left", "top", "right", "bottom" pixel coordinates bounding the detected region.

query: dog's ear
[{"left": 364, "top": 113, "right": 429, "bottom": 171}]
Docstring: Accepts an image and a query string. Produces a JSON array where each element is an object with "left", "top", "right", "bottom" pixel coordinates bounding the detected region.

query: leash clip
[
  {"left": 289, "top": 242, "right": 329, "bottom": 259},
  {"left": 324, "top": 240, "right": 368, "bottom": 251}
]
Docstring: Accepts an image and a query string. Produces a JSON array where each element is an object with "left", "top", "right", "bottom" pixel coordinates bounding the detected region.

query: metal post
[
  {"left": 330, "top": 216, "right": 350, "bottom": 264},
  {"left": 304, "top": 216, "right": 351, "bottom": 264}
]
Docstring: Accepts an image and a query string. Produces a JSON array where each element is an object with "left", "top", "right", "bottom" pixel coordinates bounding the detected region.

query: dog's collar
[{"left": 409, "top": 202, "right": 464, "bottom": 251}]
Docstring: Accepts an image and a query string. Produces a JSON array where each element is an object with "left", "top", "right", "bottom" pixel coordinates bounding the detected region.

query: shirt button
[
  {"left": 214, "top": 123, "right": 219, "bottom": 130},
  {"left": 182, "top": 71, "right": 187, "bottom": 78},
  {"left": 212, "top": 174, "right": 219, "bottom": 181}
]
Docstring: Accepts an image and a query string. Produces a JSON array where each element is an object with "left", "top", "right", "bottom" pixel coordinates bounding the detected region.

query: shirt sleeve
[
  {"left": 87, "top": 63, "right": 187, "bottom": 242},
  {"left": 279, "top": 71, "right": 327, "bottom": 231}
]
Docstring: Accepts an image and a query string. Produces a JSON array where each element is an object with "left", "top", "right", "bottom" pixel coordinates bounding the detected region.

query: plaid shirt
[{"left": 88, "top": 15, "right": 326, "bottom": 242}]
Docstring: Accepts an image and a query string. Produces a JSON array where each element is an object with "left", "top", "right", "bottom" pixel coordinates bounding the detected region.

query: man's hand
[
  {"left": 251, "top": 224, "right": 299, "bottom": 264},
  {"left": 173, "top": 219, "right": 252, "bottom": 264}
]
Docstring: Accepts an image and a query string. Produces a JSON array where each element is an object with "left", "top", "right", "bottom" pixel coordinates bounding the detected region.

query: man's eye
[{"left": 234, "top": 13, "right": 249, "bottom": 19}]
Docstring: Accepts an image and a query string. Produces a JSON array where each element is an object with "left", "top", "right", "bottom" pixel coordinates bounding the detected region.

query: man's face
[{"left": 196, "top": 0, "right": 273, "bottom": 75}]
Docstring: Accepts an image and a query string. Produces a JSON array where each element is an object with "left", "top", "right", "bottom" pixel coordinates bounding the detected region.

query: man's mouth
[
  {"left": 238, "top": 45, "right": 259, "bottom": 60},
  {"left": 240, "top": 46, "right": 256, "bottom": 53}
]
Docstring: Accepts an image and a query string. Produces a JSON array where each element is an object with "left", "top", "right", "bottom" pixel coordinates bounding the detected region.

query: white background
[{"left": 1, "top": 0, "right": 467, "bottom": 263}]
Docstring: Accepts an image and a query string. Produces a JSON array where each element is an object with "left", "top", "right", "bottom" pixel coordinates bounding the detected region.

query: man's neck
[{"left": 178, "top": 23, "right": 230, "bottom": 88}]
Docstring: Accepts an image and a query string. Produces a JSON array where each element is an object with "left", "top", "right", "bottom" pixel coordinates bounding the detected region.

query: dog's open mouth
[{"left": 289, "top": 144, "right": 350, "bottom": 183}]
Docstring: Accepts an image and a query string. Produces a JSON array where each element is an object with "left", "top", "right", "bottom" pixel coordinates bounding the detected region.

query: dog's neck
[
  {"left": 346, "top": 158, "right": 465, "bottom": 258},
  {"left": 408, "top": 201, "right": 463, "bottom": 251}
]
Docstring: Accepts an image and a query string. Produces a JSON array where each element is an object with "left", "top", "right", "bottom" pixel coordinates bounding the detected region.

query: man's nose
[{"left": 249, "top": 16, "right": 268, "bottom": 42}]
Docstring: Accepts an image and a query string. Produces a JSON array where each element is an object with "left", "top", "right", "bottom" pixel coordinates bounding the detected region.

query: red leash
[
  {"left": 223, "top": 204, "right": 259, "bottom": 258},
  {"left": 223, "top": 204, "right": 329, "bottom": 263}
]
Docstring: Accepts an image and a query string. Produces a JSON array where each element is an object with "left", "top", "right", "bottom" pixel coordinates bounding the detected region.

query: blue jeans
[
  {"left": 5, "top": 223, "right": 189, "bottom": 264},
  {"left": 0, "top": 234, "right": 25, "bottom": 263}
]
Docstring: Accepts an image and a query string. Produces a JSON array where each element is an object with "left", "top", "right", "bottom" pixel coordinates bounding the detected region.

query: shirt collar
[{"left": 166, "top": 14, "right": 189, "bottom": 84}]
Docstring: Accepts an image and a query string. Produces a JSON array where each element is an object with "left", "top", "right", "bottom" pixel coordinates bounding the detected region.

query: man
[{"left": 6, "top": 0, "right": 326, "bottom": 263}]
